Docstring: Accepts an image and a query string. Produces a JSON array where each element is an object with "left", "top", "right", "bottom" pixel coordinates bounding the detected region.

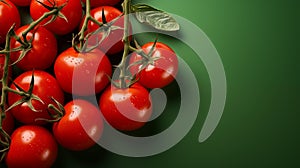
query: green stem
[
  {"left": 118, "top": 0, "right": 131, "bottom": 88},
  {"left": 0, "top": 26, "right": 14, "bottom": 161},
  {"left": 73, "top": 0, "right": 103, "bottom": 52}
]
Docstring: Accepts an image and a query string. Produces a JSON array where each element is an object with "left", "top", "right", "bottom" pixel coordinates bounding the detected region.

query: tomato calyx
[
  {"left": 6, "top": 71, "right": 44, "bottom": 113},
  {"left": 73, "top": 1, "right": 123, "bottom": 53},
  {"left": 36, "top": 0, "right": 68, "bottom": 26},
  {"left": 128, "top": 39, "right": 161, "bottom": 73}
]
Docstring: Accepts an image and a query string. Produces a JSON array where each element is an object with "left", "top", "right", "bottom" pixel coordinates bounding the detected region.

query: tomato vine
[{"left": 0, "top": 0, "right": 180, "bottom": 165}]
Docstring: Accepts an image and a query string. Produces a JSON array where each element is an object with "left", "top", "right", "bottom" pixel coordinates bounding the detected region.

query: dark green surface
[
  {"left": 2, "top": 0, "right": 299, "bottom": 167},
  {"left": 56, "top": 0, "right": 299, "bottom": 167}
]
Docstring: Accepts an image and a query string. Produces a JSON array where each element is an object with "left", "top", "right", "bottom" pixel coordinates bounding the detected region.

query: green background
[
  {"left": 57, "top": 0, "right": 300, "bottom": 168},
  {"left": 3, "top": 0, "right": 299, "bottom": 167},
  {"left": 58, "top": 0, "right": 299, "bottom": 167}
]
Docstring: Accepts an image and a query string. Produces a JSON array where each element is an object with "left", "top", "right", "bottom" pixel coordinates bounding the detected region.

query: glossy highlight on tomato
[
  {"left": 8, "top": 70, "right": 64, "bottom": 125},
  {"left": 6, "top": 125, "right": 58, "bottom": 168},
  {"left": 30, "top": 0, "right": 83, "bottom": 35},
  {"left": 82, "top": 6, "right": 125, "bottom": 55},
  {"left": 53, "top": 99, "right": 103, "bottom": 151},
  {"left": 0, "top": 0, "right": 20, "bottom": 44},
  {"left": 10, "top": 25, "right": 57, "bottom": 71},
  {"left": 54, "top": 47, "right": 112, "bottom": 96},
  {"left": 99, "top": 83, "right": 152, "bottom": 131},
  {"left": 129, "top": 42, "right": 178, "bottom": 88}
]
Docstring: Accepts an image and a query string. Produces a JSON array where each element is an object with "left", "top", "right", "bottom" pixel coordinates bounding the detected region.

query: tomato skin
[
  {"left": 82, "top": 6, "right": 125, "bottom": 55},
  {"left": 10, "top": 0, "right": 31, "bottom": 6},
  {"left": 129, "top": 42, "right": 178, "bottom": 88},
  {"left": 81, "top": 0, "right": 120, "bottom": 8},
  {"left": 5, "top": 125, "right": 58, "bottom": 168},
  {"left": 54, "top": 47, "right": 112, "bottom": 96},
  {"left": 10, "top": 25, "right": 57, "bottom": 71},
  {"left": 99, "top": 83, "right": 152, "bottom": 131},
  {"left": 1, "top": 110, "right": 14, "bottom": 136},
  {"left": 30, "top": 0, "right": 83, "bottom": 35},
  {"left": 53, "top": 99, "right": 103, "bottom": 151},
  {"left": 0, "top": 0, "right": 20, "bottom": 44},
  {"left": 7, "top": 70, "right": 64, "bottom": 125}
]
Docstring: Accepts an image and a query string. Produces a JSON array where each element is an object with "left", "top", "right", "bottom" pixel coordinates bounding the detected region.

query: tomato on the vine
[
  {"left": 129, "top": 42, "right": 178, "bottom": 88},
  {"left": 8, "top": 70, "right": 64, "bottom": 125},
  {"left": 5, "top": 125, "right": 58, "bottom": 168},
  {"left": 81, "top": 6, "right": 126, "bottom": 55},
  {"left": 53, "top": 99, "right": 103, "bottom": 151},
  {"left": 0, "top": 0, "right": 20, "bottom": 44},
  {"left": 9, "top": 0, "right": 31, "bottom": 6},
  {"left": 54, "top": 47, "right": 112, "bottom": 96},
  {"left": 81, "top": 0, "right": 120, "bottom": 8},
  {"left": 10, "top": 25, "right": 57, "bottom": 71},
  {"left": 1, "top": 110, "right": 14, "bottom": 136},
  {"left": 30, "top": 0, "right": 83, "bottom": 35},
  {"left": 99, "top": 83, "right": 152, "bottom": 131}
]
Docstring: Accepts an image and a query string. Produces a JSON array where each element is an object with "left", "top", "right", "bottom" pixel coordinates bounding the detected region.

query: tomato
[
  {"left": 30, "top": 0, "right": 83, "bottom": 35},
  {"left": 10, "top": 0, "right": 31, "bottom": 6},
  {"left": 81, "top": 0, "right": 120, "bottom": 8},
  {"left": 99, "top": 83, "right": 152, "bottom": 131},
  {"left": 5, "top": 125, "right": 58, "bottom": 168},
  {"left": 7, "top": 70, "right": 64, "bottom": 125},
  {"left": 129, "top": 42, "right": 178, "bottom": 88},
  {"left": 10, "top": 25, "right": 57, "bottom": 71},
  {"left": 54, "top": 47, "right": 112, "bottom": 96},
  {"left": 81, "top": 6, "right": 125, "bottom": 55},
  {"left": 53, "top": 99, "right": 103, "bottom": 151},
  {"left": 1, "top": 110, "right": 14, "bottom": 136},
  {"left": 0, "top": 0, "right": 20, "bottom": 44}
]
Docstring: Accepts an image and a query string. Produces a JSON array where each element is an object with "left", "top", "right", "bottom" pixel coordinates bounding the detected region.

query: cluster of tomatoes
[{"left": 0, "top": 0, "right": 179, "bottom": 167}]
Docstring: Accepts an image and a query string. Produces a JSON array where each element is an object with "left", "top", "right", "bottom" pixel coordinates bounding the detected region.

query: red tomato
[
  {"left": 81, "top": 6, "right": 125, "bottom": 55},
  {"left": 7, "top": 70, "right": 64, "bottom": 125},
  {"left": 54, "top": 47, "right": 112, "bottom": 96},
  {"left": 0, "top": 0, "right": 20, "bottom": 44},
  {"left": 53, "top": 99, "right": 103, "bottom": 151},
  {"left": 6, "top": 125, "right": 58, "bottom": 168},
  {"left": 81, "top": 0, "right": 120, "bottom": 8},
  {"left": 129, "top": 42, "right": 178, "bottom": 88},
  {"left": 1, "top": 110, "right": 14, "bottom": 136},
  {"left": 10, "top": 0, "right": 31, "bottom": 6},
  {"left": 30, "top": 0, "right": 83, "bottom": 35},
  {"left": 10, "top": 25, "right": 57, "bottom": 71},
  {"left": 99, "top": 83, "right": 152, "bottom": 131}
]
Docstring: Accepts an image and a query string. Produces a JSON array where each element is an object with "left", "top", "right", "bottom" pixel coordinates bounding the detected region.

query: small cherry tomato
[
  {"left": 6, "top": 125, "right": 58, "bottom": 168},
  {"left": 99, "top": 83, "right": 152, "bottom": 131},
  {"left": 1, "top": 109, "right": 14, "bottom": 137},
  {"left": 10, "top": 25, "right": 57, "bottom": 71},
  {"left": 54, "top": 47, "right": 112, "bottom": 96},
  {"left": 8, "top": 70, "right": 64, "bottom": 125},
  {"left": 53, "top": 99, "right": 103, "bottom": 151},
  {"left": 30, "top": 0, "right": 83, "bottom": 35},
  {"left": 81, "top": 6, "right": 126, "bottom": 55},
  {"left": 0, "top": 0, "right": 20, "bottom": 44},
  {"left": 129, "top": 42, "right": 178, "bottom": 88}
]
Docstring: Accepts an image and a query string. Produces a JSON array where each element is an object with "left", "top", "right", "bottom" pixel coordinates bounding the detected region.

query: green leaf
[{"left": 132, "top": 4, "right": 180, "bottom": 31}]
